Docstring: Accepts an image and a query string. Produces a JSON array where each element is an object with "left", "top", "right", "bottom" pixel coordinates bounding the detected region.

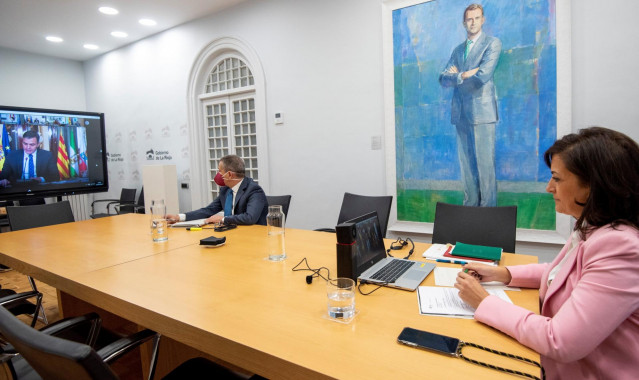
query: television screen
[{"left": 0, "top": 105, "right": 108, "bottom": 200}]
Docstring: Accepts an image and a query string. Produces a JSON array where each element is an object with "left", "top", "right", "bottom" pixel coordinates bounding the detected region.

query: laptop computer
[{"left": 350, "top": 212, "right": 435, "bottom": 291}]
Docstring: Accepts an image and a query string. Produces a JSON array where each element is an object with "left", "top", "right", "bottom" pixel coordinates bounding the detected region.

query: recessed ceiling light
[
  {"left": 83, "top": 44, "right": 99, "bottom": 50},
  {"left": 111, "top": 31, "right": 128, "bottom": 38},
  {"left": 98, "top": 7, "right": 119, "bottom": 15},
  {"left": 46, "top": 36, "right": 64, "bottom": 43},
  {"left": 139, "top": 18, "right": 157, "bottom": 26}
]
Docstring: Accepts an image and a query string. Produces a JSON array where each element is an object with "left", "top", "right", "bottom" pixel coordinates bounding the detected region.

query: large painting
[{"left": 384, "top": 0, "right": 566, "bottom": 231}]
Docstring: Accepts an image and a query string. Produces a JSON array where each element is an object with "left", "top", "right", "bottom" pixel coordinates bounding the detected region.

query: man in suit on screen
[
  {"left": 439, "top": 3, "right": 502, "bottom": 207},
  {"left": 0, "top": 130, "right": 58, "bottom": 187}
]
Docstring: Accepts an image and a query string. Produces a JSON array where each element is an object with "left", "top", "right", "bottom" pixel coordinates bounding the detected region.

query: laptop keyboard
[{"left": 370, "top": 259, "right": 414, "bottom": 283}]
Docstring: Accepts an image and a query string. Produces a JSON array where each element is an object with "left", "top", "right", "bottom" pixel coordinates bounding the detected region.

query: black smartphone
[
  {"left": 397, "top": 327, "right": 460, "bottom": 357},
  {"left": 214, "top": 224, "right": 237, "bottom": 232}
]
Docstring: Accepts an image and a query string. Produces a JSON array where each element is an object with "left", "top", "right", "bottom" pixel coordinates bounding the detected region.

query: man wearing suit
[
  {"left": 0, "top": 130, "right": 58, "bottom": 187},
  {"left": 166, "top": 154, "right": 268, "bottom": 226},
  {"left": 439, "top": 3, "right": 502, "bottom": 207}
]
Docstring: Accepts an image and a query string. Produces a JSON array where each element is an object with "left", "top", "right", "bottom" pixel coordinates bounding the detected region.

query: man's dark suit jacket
[
  {"left": 185, "top": 177, "right": 268, "bottom": 225},
  {"left": 0, "top": 149, "right": 58, "bottom": 183}
]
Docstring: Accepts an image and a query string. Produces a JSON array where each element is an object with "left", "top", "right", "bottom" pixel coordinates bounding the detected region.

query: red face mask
[{"left": 214, "top": 172, "right": 226, "bottom": 187}]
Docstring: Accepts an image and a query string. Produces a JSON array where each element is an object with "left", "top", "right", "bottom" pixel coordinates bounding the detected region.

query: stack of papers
[
  {"left": 170, "top": 219, "right": 207, "bottom": 228},
  {"left": 433, "top": 267, "right": 520, "bottom": 291},
  {"left": 417, "top": 286, "right": 513, "bottom": 319}
]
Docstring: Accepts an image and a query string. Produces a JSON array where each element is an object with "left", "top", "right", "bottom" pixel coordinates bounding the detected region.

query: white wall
[
  {"left": 83, "top": 0, "right": 386, "bottom": 226},
  {"left": 1, "top": 0, "right": 638, "bottom": 262},
  {"left": 571, "top": 0, "right": 639, "bottom": 142},
  {"left": 0, "top": 47, "right": 86, "bottom": 110}
]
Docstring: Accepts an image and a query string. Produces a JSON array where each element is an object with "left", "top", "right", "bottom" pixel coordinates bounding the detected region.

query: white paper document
[
  {"left": 170, "top": 219, "right": 207, "bottom": 228},
  {"left": 417, "top": 286, "right": 513, "bottom": 319},
  {"left": 422, "top": 244, "right": 497, "bottom": 266},
  {"left": 433, "top": 267, "right": 520, "bottom": 291}
]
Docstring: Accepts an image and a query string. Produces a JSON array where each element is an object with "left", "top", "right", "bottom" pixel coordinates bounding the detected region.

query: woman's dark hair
[{"left": 544, "top": 126, "right": 639, "bottom": 238}]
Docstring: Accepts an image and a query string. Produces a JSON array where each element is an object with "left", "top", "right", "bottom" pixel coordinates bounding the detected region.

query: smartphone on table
[{"left": 397, "top": 327, "right": 461, "bottom": 357}]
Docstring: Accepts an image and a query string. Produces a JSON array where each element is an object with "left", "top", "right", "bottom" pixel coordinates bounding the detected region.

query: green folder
[{"left": 450, "top": 242, "right": 502, "bottom": 261}]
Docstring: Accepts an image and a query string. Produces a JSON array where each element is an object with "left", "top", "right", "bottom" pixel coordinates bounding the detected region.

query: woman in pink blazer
[{"left": 456, "top": 127, "right": 639, "bottom": 380}]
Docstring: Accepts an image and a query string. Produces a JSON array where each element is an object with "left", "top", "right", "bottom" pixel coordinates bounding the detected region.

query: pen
[
  {"left": 187, "top": 227, "right": 202, "bottom": 231},
  {"left": 436, "top": 259, "right": 467, "bottom": 265}
]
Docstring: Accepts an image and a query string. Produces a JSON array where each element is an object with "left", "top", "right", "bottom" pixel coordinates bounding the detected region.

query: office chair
[
  {"left": 114, "top": 187, "right": 145, "bottom": 214},
  {"left": 0, "top": 305, "right": 160, "bottom": 380},
  {"left": 17, "top": 198, "right": 46, "bottom": 206},
  {"left": 0, "top": 200, "right": 13, "bottom": 234},
  {"left": 91, "top": 188, "right": 137, "bottom": 218},
  {"left": 0, "top": 305, "right": 247, "bottom": 380},
  {"left": 0, "top": 309, "right": 103, "bottom": 378},
  {"left": 7, "top": 200, "right": 75, "bottom": 231},
  {"left": 6, "top": 200, "right": 77, "bottom": 325},
  {"left": 315, "top": 192, "right": 393, "bottom": 237},
  {"left": 431, "top": 202, "right": 518, "bottom": 253},
  {"left": 0, "top": 290, "right": 42, "bottom": 327},
  {"left": 266, "top": 195, "right": 292, "bottom": 219}
]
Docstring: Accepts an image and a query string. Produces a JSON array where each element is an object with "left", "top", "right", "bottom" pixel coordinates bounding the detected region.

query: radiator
[{"left": 63, "top": 194, "right": 91, "bottom": 221}]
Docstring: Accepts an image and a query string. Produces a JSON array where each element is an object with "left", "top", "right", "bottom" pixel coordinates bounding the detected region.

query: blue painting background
[{"left": 393, "top": 0, "right": 557, "bottom": 187}]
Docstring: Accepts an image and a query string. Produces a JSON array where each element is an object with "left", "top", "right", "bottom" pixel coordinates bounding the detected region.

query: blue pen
[{"left": 436, "top": 259, "right": 467, "bottom": 265}]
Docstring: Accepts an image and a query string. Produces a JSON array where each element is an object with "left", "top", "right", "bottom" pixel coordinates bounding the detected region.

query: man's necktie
[
  {"left": 224, "top": 191, "right": 233, "bottom": 216},
  {"left": 464, "top": 39, "right": 473, "bottom": 61},
  {"left": 28, "top": 154, "right": 35, "bottom": 179}
]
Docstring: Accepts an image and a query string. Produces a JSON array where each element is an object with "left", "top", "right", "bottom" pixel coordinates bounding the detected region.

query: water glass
[
  {"left": 150, "top": 199, "right": 167, "bottom": 242},
  {"left": 327, "top": 278, "right": 355, "bottom": 321},
  {"left": 151, "top": 218, "right": 168, "bottom": 242}
]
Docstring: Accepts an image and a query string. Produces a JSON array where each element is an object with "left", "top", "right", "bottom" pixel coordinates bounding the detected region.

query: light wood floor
[{"left": 0, "top": 268, "right": 60, "bottom": 327}]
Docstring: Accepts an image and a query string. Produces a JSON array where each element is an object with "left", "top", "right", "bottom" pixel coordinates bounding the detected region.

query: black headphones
[{"left": 386, "top": 237, "right": 414, "bottom": 260}]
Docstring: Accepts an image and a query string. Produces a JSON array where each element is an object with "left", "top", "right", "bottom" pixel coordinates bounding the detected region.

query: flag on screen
[
  {"left": 0, "top": 124, "right": 10, "bottom": 172},
  {"left": 57, "top": 133, "right": 70, "bottom": 179},
  {"left": 76, "top": 127, "right": 88, "bottom": 177},
  {"left": 68, "top": 128, "right": 79, "bottom": 178},
  {"left": 79, "top": 152, "right": 88, "bottom": 176}
]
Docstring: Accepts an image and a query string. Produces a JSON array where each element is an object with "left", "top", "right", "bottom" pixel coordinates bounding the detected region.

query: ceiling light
[
  {"left": 139, "top": 18, "right": 157, "bottom": 26},
  {"left": 83, "top": 44, "right": 99, "bottom": 50},
  {"left": 111, "top": 31, "right": 128, "bottom": 38},
  {"left": 98, "top": 7, "right": 119, "bottom": 15},
  {"left": 45, "top": 36, "right": 63, "bottom": 43}
]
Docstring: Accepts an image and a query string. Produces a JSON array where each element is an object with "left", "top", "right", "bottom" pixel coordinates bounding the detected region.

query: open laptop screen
[{"left": 345, "top": 212, "right": 387, "bottom": 277}]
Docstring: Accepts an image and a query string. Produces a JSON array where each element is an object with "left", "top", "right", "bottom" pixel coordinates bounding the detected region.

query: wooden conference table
[{"left": 0, "top": 214, "right": 540, "bottom": 379}]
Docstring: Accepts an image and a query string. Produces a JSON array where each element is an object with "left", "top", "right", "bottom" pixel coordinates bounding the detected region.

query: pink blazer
[{"left": 475, "top": 224, "right": 639, "bottom": 380}]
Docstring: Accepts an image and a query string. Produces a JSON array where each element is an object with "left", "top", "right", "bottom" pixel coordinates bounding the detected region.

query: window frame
[{"left": 186, "top": 37, "right": 269, "bottom": 208}]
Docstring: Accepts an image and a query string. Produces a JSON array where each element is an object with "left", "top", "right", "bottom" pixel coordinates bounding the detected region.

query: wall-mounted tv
[{"left": 0, "top": 105, "right": 108, "bottom": 200}]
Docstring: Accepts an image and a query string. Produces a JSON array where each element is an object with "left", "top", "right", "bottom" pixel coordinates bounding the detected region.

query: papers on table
[
  {"left": 433, "top": 267, "right": 520, "bottom": 291},
  {"left": 422, "top": 244, "right": 497, "bottom": 266},
  {"left": 170, "top": 219, "right": 207, "bottom": 228},
  {"left": 417, "top": 286, "right": 513, "bottom": 319}
]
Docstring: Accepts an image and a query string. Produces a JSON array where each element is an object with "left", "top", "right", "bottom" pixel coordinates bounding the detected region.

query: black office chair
[
  {"left": 431, "top": 202, "right": 518, "bottom": 253},
  {"left": 6, "top": 201, "right": 76, "bottom": 325},
  {"left": 7, "top": 200, "right": 75, "bottom": 231},
  {"left": 91, "top": 188, "right": 137, "bottom": 218},
  {"left": 0, "top": 305, "right": 160, "bottom": 380},
  {"left": 0, "top": 200, "right": 13, "bottom": 234},
  {"left": 0, "top": 305, "right": 246, "bottom": 380},
  {"left": 18, "top": 198, "right": 46, "bottom": 206},
  {"left": 315, "top": 192, "right": 393, "bottom": 237},
  {"left": 114, "top": 187, "right": 145, "bottom": 215},
  {"left": 266, "top": 195, "right": 292, "bottom": 219},
  {"left": 0, "top": 290, "right": 42, "bottom": 327}
]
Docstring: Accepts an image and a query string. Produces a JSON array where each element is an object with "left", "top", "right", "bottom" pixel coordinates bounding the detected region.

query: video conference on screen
[{"left": 0, "top": 110, "right": 105, "bottom": 194}]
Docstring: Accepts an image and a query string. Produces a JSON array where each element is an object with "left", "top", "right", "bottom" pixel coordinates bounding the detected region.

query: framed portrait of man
[{"left": 382, "top": 0, "right": 571, "bottom": 241}]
